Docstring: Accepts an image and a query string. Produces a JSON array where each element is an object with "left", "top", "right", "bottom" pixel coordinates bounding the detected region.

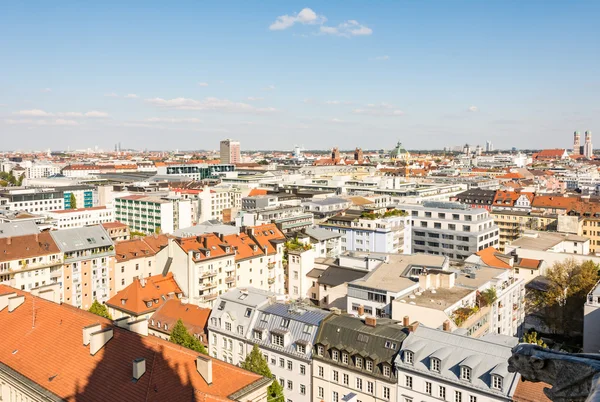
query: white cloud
[
  {"left": 40, "top": 88, "right": 52, "bottom": 93},
  {"left": 247, "top": 97, "right": 264, "bottom": 101},
  {"left": 124, "top": 94, "right": 139, "bottom": 99},
  {"left": 325, "top": 100, "right": 353, "bottom": 105},
  {"left": 13, "top": 109, "right": 54, "bottom": 117},
  {"left": 146, "top": 117, "right": 202, "bottom": 123},
  {"left": 145, "top": 97, "right": 277, "bottom": 114},
  {"left": 468, "top": 106, "right": 479, "bottom": 112},
  {"left": 269, "top": 8, "right": 326, "bottom": 30},
  {"left": 104, "top": 92, "right": 119, "bottom": 97},
  {"left": 353, "top": 102, "right": 403, "bottom": 116},
  {"left": 5, "top": 118, "right": 78, "bottom": 126},
  {"left": 197, "top": 82, "right": 209, "bottom": 87},
  {"left": 84, "top": 111, "right": 110, "bottom": 118},
  {"left": 57, "top": 112, "right": 84, "bottom": 117},
  {"left": 320, "top": 20, "right": 372, "bottom": 37},
  {"left": 374, "top": 55, "right": 390, "bottom": 61}
]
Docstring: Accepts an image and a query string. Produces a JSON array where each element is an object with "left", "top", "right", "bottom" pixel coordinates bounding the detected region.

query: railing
[
  {"left": 202, "top": 271, "right": 217, "bottom": 278},
  {"left": 225, "top": 276, "right": 235, "bottom": 283}
]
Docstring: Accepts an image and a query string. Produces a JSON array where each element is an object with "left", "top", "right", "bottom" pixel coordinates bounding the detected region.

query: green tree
[
  {"left": 257, "top": 160, "right": 269, "bottom": 165},
  {"left": 169, "top": 319, "right": 207, "bottom": 354},
  {"left": 527, "top": 258, "right": 599, "bottom": 335},
  {"left": 522, "top": 330, "right": 547, "bottom": 348},
  {"left": 88, "top": 300, "right": 112, "bottom": 320},
  {"left": 17, "top": 173, "right": 25, "bottom": 186},
  {"left": 241, "top": 344, "right": 285, "bottom": 402},
  {"left": 130, "top": 230, "right": 146, "bottom": 238},
  {"left": 69, "top": 193, "right": 77, "bottom": 209}
]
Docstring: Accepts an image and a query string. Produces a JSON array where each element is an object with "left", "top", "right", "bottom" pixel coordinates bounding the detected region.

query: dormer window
[
  {"left": 146, "top": 301, "right": 152, "bottom": 308},
  {"left": 460, "top": 366, "right": 472, "bottom": 381},
  {"left": 430, "top": 358, "right": 441, "bottom": 372},
  {"left": 205, "top": 250, "right": 211, "bottom": 257},
  {"left": 272, "top": 333, "right": 284, "bottom": 347},
  {"left": 383, "top": 365, "right": 391, "bottom": 377},
  {"left": 342, "top": 353, "right": 349, "bottom": 364},
  {"left": 253, "top": 329, "right": 263, "bottom": 341},
  {"left": 492, "top": 375, "right": 503, "bottom": 390},
  {"left": 366, "top": 359, "right": 373, "bottom": 371},
  {"left": 404, "top": 351, "right": 414, "bottom": 364},
  {"left": 281, "top": 318, "right": 290, "bottom": 328},
  {"left": 356, "top": 357, "right": 363, "bottom": 369},
  {"left": 332, "top": 350, "right": 339, "bottom": 361},
  {"left": 297, "top": 344, "right": 306, "bottom": 354},
  {"left": 317, "top": 345, "right": 324, "bottom": 356}
]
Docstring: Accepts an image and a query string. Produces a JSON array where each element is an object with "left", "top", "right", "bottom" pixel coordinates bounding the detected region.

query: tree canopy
[
  {"left": 522, "top": 330, "right": 547, "bottom": 348},
  {"left": 169, "top": 319, "right": 207, "bottom": 354},
  {"left": 241, "top": 344, "right": 285, "bottom": 402},
  {"left": 69, "top": 193, "right": 77, "bottom": 209},
  {"left": 88, "top": 300, "right": 112, "bottom": 320}
]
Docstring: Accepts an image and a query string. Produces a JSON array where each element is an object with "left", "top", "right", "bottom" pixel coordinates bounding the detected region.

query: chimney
[
  {"left": 0, "top": 292, "right": 17, "bottom": 311},
  {"left": 443, "top": 320, "right": 451, "bottom": 332},
  {"left": 196, "top": 355, "right": 213, "bottom": 385},
  {"left": 127, "top": 318, "right": 149, "bottom": 336},
  {"left": 89, "top": 328, "right": 113, "bottom": 355},
  {"left": 6, "top": 237, "right": 11, "bottom": 245},
  {"left": 408, "top": 322, "right": 420, "bottom": 333},
  {"left": 133, "top": 358, "right": 146, "bottom": 381},
  {"left": 140, "top": 277, "right": 146, "bottom": 288},
  {"left": 8, "top": 295, "right": 25, "bottom": 312},
  {"left": 403, "top": 316, "right": 410, "bottom": 326},
  {"left": 82, "top": 323, "right": 102, "bottom": 346},
  {"left": 357, "top": 305, "right": 365, "bottom": 316},
  {"left": 365, "top": 316, "right": 377, "bottom": 327}
]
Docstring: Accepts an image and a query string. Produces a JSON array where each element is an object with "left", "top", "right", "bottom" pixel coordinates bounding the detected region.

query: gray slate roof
[
  {"left": 50, "top": 225, "right": 114, "bottom": 252},
  {"left": 0, "top": 221, "right": 39, "bottom": 238},
  {"left": 317, "top": 266, "right": 367, "bottom": 287},
  {"left": 397, "top": 326, "right": 519, "bottom": 398},
  {"left": 304, "top": 227, "right": 343, "bottom": 241}
]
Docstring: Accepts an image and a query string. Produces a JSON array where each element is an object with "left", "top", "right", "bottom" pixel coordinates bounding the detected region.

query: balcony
[
  {"left": 268, "top": 277, "right": 276, "bottom": 285},
  {"left": 225, "top": 276, "right": 235, "bottom": 284},
  {"left": 199, "top": 282, "right": 217, "bottom": 291},
  {"left": 267, "top": 262, "right": 276, "bottom": 270},
  {"left": 202, "top": 271, "right": 217, "bottom": 278},
  {"left": 201, "top": 293, "right": 218, "bottom": 302}
]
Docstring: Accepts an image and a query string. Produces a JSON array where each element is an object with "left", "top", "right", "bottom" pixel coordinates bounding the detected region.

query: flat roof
[
  {"left": 397, "top": 286, "right": 473, "bottom": 310},
  {"left": 510, "top": 231, "right": 589, "bottom": 251}
]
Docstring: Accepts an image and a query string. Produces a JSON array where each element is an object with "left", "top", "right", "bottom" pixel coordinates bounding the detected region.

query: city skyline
[{"left": 1, "top": 1, "right": 599, "bottom": 150}]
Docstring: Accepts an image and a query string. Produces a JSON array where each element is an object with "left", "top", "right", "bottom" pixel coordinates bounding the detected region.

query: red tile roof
[
  {"left": 249, "top": 224, "right": 285, "bottom": 255},
  {"left": 149, "top": 299, "right": 211, "bottom": 341},
  {"left": 105, "top": 273, "right": 182, "bottom": 316},
  {"left": 513, "top": 380, "right": 552, "bottom": 402},
  {"left": 515, "top": 258, "right": 543, "bottom": 269},
  {"left": 0, "top": 231, "right": 60, "bottom": 263},
  {"left": 531, "top": 195, "right": 580, "bottom": 210},
  {"left": 0, "top": 285, "right": 266, "bottom": 402},
  {"left": 176, "top": 234, "right": 234, "bottom": 261},
  {"left": 102, "top": 221, "right": 129, "bottom": 229},
  {"left": 114, "top": 235, "right": 168, "bottom": 262},
  {"left": 248, "top": 189, "right": 268, "bottom": 196},
  {"left": 475, "top": 247, "right": 512, "bottom": 269},
  {"left": 223, "top": 232, "right": 264, "bottom": 262}
]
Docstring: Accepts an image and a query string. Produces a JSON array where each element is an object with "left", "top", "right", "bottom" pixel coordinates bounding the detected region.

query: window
[
  {"left": 332, "top": 350, "right": 339, "bottom": 361},
  {"left": 383, "top": 386, "right": 390, "bottom": 400},
  {"left": 431, "top": 357, "right": 441, "bottom": 372},
  {"left": 366, "top": 359, "right": 373, "bottom": 371},
  {"left": 318, "top": 366, "right": 324, "bottom": 377},
  {"left": 272, "top": 334, "right": 284, "bottom": 347},
  {"left": 470, "top": 396, "right": 477, "bottom": 402},
  {"left": 425, "top": 381, "right": 432, "bottom": 395},
  {"left": 405, "top": 375, "right": 412, "bottom": 389},
  {"left": 405, "top": 350, "right": 414, "bottom": 364},
  {"left": 297, "top": 343, "right": 306, "bottom": 354},
  {"left": 318, "top": 387, "right": 324, "bottom": 398},
  {"left": 461, "top": 366, "right": 471, "bottom": 381},
  {"left": 333, "top": 391, "right": 339, "bottom": 402},
  {"left": 244, "top": 308, "right": 252, "bottom": 317},
  {"left": 367, "top": 381, "right": 374, "bottom": 394},
  {"left": 300, "top": 364, "right": 306, "bottom": 375},
  {"left": 287, "top": 360, "right": 292, "bottom": 371},
  {"left": 281, "top": 318, "right": 290, "bottom": 328},
  {"left": 343, "top": 373, "right": 349, "bottom": 385},
  {"left": 253, "top": 329, "right": 263, "bottom": 340},
  {"left": 332, "top": 370, "right": 339, "bottom": 382},
  {"left": 356, "top": 377, "right": 363, "bottom": 390},
  {"left": 455, "top": 391, "right": 462, "bottom": 402},
  {"left": 439, "top": 386, "right": 446, "bottom": 400},
  {"left": 383, "top": 365, "right": 391, "bottom": 377},
  {"left": 317, "top": 345, "right": 324, "bottom": 356},
  {"left": 356, "top": 357, "right": 363, "bottom": 369},
  {"left": 342, "top": 353, "right": 349, "bottom": 364},
  {"left": 287, "top": 380, "right": 292, "bottom": 390},
  {"left": 492, "top": 375, "right": 503, "bottom": 390},
  {"left": 279, "top": 358, "right": 285, "bottom": 367},
  {"left": 300, "top": 384, "right": 306, "bottom": 395},
  {"left": 237, "top": 325, "right": 244, "bottom": 335},
  {"left": 225, "top": 322, "right": 231, "bottom": 331}
]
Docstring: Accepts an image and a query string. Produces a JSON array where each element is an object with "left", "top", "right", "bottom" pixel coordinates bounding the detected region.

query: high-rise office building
[
  {"left": 219, "top": 139, "right": 241, "bottom": 164},
  {"left": 485, "top": 140, "right": 494, "bottom": 152},
  {"left": 584, "top": 130, "right": 594, "bottom": 159},
  {"left": 574, "top": 131, "right": 581, "bottom": 154}
]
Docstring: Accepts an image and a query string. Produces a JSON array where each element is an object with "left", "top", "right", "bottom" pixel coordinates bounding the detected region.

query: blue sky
[{"left": 1, "top": 1, "right": 599, "bottom": 151}]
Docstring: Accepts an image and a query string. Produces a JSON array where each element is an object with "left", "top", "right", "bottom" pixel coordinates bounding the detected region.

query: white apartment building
[
  {"left": 24, "top": 162, "right": 62, "bottom": 179},
  {"left": 208, "top": 288, "right": 329, "bottom": 402},
  {"left": 50, "top": 225, "right": 115, "bottom": 309},
  {"left": 223, "top": 224, "right": 286, "bottom": 295},
  {"left": 303, "top": 227, "right": 343, "bottom": 258},
  {"left": 584, "top": 280, "right": 600, "bottom": 353},
  {"left": 396, "top": 326, "right": 519, "bottom": 402},
  {"left": 302, "top": 197, "right": 352, "bottom": 221},
  {"left": 158, "top": 233, "right": 236, "bottom": 308},
  {"left": 171, "top": 186, "right": 242, "bottom": 223},
  {"left": 45, "top": 206, "right": 115, "bottom": 229},
  {"left": 0, "top": 231, "right": 63, "bottom": 291},
  {"left": 347, "top": 254, "right": 448, "bottom": 318},
  {"left": 320, "top": 212, "right": 412, "bottom": 254},
  {"left": 114, "top": 194, "right": 192, "bottom": 234},
  {"left": 312, "top": 315, "right": 406, "bottom": 402},
  {"left": 287, "top": 241, "right": 318, "bottom": 300},
  {"left": 0, "top": 188, "right": 64, "bottom": 213},
  {"left": 403, "top": 202, "right": 499, "bottom": 260}
]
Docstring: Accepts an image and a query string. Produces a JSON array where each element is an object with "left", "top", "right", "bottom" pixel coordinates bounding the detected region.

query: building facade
[
  {"left": 114, "top": 194, "right": 192, "bottom": 234},
  {"left": 220, "top": 139, "right": 242, "bottom": 165},
  {"left": 46, "top": 206, "right": 115, "bottom": 229}
]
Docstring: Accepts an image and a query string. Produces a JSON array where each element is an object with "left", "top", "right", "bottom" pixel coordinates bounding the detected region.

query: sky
[{"left": 1, "top": 1, "right": 599, "bottom": 152}]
